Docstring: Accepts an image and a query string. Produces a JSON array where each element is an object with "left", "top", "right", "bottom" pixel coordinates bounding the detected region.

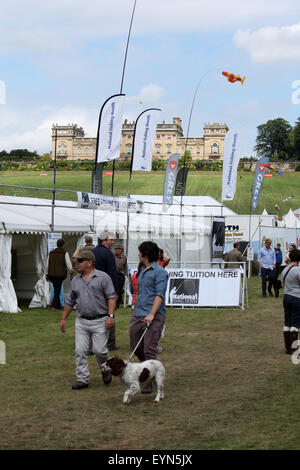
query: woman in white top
[{"left": 282, "top": 249, "right": 300, "bottom": 354}]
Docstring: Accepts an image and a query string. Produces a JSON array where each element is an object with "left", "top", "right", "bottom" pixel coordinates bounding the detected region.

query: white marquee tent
[{"left": 0, "top": 194, "right": 235, "bottom": 313}]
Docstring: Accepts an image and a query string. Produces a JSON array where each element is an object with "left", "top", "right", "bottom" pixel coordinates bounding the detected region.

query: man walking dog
[{"left": 60, "top": 250, "right": 117, "bottom": 390}]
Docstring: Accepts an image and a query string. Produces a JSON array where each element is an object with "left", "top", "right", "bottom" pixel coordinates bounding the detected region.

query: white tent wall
[
  {"left": 0, "top": 234, "right": 19, "bottom": 313},
  {"left": 11, "top": 233, "right": 81, "bottom": 300},
  {"left": 259, "top": 226, "right": 300, "bottom": 256}
]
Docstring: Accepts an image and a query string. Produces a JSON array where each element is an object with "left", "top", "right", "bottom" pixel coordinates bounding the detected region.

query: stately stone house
[{"left": 51, "top": 117, "right": 228, "bottom": 162}]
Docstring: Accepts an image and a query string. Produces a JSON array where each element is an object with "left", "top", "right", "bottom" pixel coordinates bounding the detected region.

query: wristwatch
[{"left": 108, "top": 314, "right": 115, "bottom": 319}]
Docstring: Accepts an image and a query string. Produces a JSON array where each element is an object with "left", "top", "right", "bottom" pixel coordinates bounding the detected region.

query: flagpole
[
  {"left": 51, "top": 128, "right": 57, "bottom": 232},
  {"left": 111, "top": 0, "right": 138, "bottom": 197}
]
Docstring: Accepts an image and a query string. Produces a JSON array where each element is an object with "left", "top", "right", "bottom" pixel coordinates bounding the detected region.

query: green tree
[
  {"left": 179, "top": 150, "right": 193, "bottom": 168},
  {"left": 292, "top": 117, "right": 300, "bottom": 160},
  {"left": 254, "top": 118, "right": 293, "bottom": 160}
]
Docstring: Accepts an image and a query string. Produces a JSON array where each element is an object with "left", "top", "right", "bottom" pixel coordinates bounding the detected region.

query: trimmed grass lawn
[{"left": 1, "top": 277, "right": 300, "bottom": 450}]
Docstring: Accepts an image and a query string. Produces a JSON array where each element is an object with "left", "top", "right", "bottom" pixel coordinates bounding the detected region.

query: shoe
[
  {"left": 101, "top": 370, "right": 112, "bottom": 385},
  {"left": 156, "top": 346, "right": 163, "bottom": 354},
  {"left": 269, "top": 292, "right": 274, "bottom": 297},
  {"left": 72, "top": 382, "right": 89, "bottom": 390},
  {"left": 275, "top": 292, "right": 279, "bottom": 298},
  {"left": 263, "top": 293, "right": 267, "bottom": 297},
  {"left": 108, "top": 345, "right": 120, "bottom": 351}
]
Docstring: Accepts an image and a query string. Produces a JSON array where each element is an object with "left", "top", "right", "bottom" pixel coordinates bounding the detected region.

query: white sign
[
  {"left": 47, "top": 233, "right": 62, "bottom": 252},
  {"left": 0, "top": 341, "right": 5, "bottom": 365},
  {"left": 222, "top": 129, "right": 242, "bottom": 201},
  {"left": 247, "top": 247, "right": 254, "bottom": 261},
  {"left": 166, "top": 268, "right": 241, "bottom": 307},
  {"left": 96, "top": 94, "right": 125, "bottom": 163},
  {"left": 132, "top": 108, "right": 161, "bottom": 172},
  {"left": 77, "top": 192, "right": 144, "bottom": 213}
]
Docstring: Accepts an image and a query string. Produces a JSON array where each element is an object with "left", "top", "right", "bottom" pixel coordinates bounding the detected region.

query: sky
[{"left": 1, "top": 0, "right": 300, "bottom": 157}]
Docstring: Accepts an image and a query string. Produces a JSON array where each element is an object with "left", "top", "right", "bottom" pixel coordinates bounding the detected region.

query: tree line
[{"left": 255, "top": 117, "right": 300, "bottom": 161}]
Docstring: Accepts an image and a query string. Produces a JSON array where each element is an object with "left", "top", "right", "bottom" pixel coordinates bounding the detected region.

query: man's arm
[
  {"left": 141, "top": 295, "right": 163, "bottom": 326},
  {"left": 60, "top": 304, "right": 73, "bottom": 333},
  {"left": 105, "top": 297, "right": 117, "bottom": 330}
]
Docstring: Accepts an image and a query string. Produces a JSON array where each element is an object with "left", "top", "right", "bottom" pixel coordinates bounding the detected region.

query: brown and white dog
[{"left": 101, "top": 356, "right": 165, "bottom": 404}]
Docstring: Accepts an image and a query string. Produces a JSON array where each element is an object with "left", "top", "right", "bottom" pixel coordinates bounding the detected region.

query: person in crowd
[
  {"left": 130, "top": 262, "right": 144, "bottom": 311},
  {"left": 60, "top": 250, "right": 117, "bottom": 390},
  {"left": 70, "top": 236, "right": 95, "bottom": 280},
  {"left": 274, "top": 243, "right": 283, "bottom": 298},
  {"left": 258, "top": 238, "right": 276, "bottom": 297},
  {"left": 114, "top": 243, "right": 128, "bottom": 309},
  {"left": 158, "top": 248, "right": 171, "bottom": 268},
  {"left": 83, "top": 235, "right": 95, "bottom": 252},
  {"left": 285, "top": 244, "right": 297, "bottom": 265},
  {"left": 281, "top": 249, "right": 300, "bottom": 355},
  {"left": 46, "top": 239, "right": 72, "bottom": 310},
  {"left": 224, "top": 242, "right": 245, "bottom": 268},
  {"left": 92, "top": 232, "right": 119, "bottom": 351},
  {"left": 130, "top": 241, "right": 168, "bottom": 394}
]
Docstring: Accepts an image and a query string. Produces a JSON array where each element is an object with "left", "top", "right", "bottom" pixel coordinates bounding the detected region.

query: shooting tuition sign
[
  {"left": 166, "top": 268, "right": 242, "bottom": 307},
  {"left": 77, "top": 192, "right": 144, "bottom": 213}
]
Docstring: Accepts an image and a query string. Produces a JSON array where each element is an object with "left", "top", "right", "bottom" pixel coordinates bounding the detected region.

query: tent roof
[
  {"left": 282, "top": 208, "right": 300, "bottom": 228},
  {"left": 0, "top": 195, "right": 218, "bottom": 235}
]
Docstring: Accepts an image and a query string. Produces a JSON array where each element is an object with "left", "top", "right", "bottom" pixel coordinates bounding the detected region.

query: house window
[
  {"left": 58, "top": 143, "right": 66, "bottom": 155},
  {"left": 127, "top": 146, "right": 131, "bottom": 154},
  {"left": 157, "top": 135, "right": 160, "bottom": 139},
  {"left": 196, "top": 147, "right": 200, "bottom": 154},
  {"left": 168, "top": 135, "right": 171, "bottom": 139},
  {"left": 77, "top": 147, "right": 81, "bottom": 155},
  {"left": 85, "top": 147, "right": 89, "bottom": 155},
  {"left": 189, "top": 148, "right": 192, "bottom": 154},
  {"left": 181, "top": 147, "right": 185, "bottom": 154},
  {"left": 211, "top": 143, "right": 219, "bottom": 154},
  {"left": 127, "top": 135, "right": 131, "bottom": 139},
  {"left": 92, "top": 148, "right": 96, "bottom": 154},
  {"left": 156, "top": 146, "right": 160, "bottom": 154},
  {"left": 167, "top": 146, "right": 171, "bottom": 153}
]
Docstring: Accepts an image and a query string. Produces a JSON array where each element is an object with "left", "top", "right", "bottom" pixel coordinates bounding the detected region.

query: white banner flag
[
  {"left": 131, "top": 108, "right": 161, "bottom": 172},
  {"left": 221, "top": 129, "right": 242, "bottom": 201},
  {"left": 96, "top": 94, "right": 125, "bottom": 163}
]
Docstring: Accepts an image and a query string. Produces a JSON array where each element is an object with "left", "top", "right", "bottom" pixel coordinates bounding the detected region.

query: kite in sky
[
  {"left": 260, "top": 163, "right": 283, "bottom": 176},
  {"left": 222, "top": 71, "right": 246, "bottom": 85}
]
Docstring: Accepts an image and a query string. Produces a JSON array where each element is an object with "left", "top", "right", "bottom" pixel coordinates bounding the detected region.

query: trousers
[
  {"left": 75, "top": 317, "right": 109, "bottom": 384},
  {"left": 129, "top": 313, "right": 165, "bottom": 362}
]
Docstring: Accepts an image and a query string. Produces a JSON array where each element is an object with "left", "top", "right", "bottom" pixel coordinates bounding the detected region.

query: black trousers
[{"left": 261, "top": 268, "right": 275, "bottom": 295}]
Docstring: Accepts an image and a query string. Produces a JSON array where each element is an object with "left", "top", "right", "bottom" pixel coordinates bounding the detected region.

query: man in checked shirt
[{"left": 60, "top": 250, "right": 117, "bottom": 390}]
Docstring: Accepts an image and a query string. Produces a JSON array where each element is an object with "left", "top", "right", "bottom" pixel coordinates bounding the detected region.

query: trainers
[
  {"left": 72, "top": 382, "right": 89, "bottom": 390},
  {"left": 101, "top": 370, "right": 112, "bottom": 385}
]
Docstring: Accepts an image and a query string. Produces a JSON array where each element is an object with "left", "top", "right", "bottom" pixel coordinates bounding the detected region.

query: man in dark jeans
[
  {"left": 92, "top": 232, "right": 119, "bottom": 351},
  {"left": 258, "top": 238, "right": 276, "bottom": 297},
  {"left": 274, "top": 243, "right": 283, "bottom": 298},
  {"left": 47, "top": 239, "right": 72, "bottom": 310},
  {"left": 130, "top": 241, "right": 168, "bottom": 394}
]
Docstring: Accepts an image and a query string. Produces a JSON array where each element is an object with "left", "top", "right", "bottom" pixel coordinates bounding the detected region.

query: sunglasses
[{"left": 77, "top": 258, "right": 89, "bottom": 263}]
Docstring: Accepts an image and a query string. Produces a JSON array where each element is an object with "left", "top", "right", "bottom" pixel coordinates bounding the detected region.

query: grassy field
[
  {"left": 1, "top": 277, "right": 300, "bottom": 450},
  {"left": 0, "top": 170, "right": 299, "bottom": 217}
]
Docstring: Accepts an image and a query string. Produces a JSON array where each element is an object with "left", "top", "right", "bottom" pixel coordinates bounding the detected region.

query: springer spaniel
[{"left": 101, "top": 356, "right": 165, "bottom": 404}]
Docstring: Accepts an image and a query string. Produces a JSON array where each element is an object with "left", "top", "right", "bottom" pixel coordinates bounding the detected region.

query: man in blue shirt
[
  {"left": 258, "top": 238, "right": 276, "bottom": 297},
  {"left": 130, "top": 241, "right": 168, "bottom": 394}
]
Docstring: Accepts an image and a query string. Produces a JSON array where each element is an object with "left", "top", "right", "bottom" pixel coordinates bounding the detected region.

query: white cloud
[{"left": 234, "top": 23, "right": 300, "bottom": 63}]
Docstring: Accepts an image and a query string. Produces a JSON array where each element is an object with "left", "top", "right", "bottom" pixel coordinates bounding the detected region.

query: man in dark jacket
[
  {"left": 47, "top": 239, "right": 72, "bottom": 310},
  {"left": 92, "top": 232, "right": 119, "bottom": 350}
]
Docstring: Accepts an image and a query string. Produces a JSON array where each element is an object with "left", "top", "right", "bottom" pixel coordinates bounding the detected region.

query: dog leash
[{"left": 127, "top": 325, "right": 149, "bottom": 362}]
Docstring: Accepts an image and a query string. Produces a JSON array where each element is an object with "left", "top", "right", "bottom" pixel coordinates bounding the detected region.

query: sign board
[
  {"left": 247, "top": 247, "right": 254, "bottom": 261},
  {"left": 77, "top": 192, "right": 144, "bottom": 213},
  {"left": 47, "top": 232, "right": 62, "bottom": 252},
  {"left": 166, "top": 268, "right": 242, "bottom": 307}
]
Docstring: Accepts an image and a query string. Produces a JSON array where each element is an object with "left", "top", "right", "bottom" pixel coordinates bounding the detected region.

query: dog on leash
[{"left": 101, "top": 356, "right": 165, "bottom": 404}]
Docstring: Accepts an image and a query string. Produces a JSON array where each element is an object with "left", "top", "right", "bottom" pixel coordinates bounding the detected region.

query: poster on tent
[
  {"left": 259, "top": 226, "right": 300, "bottom": 257},
  {"left": 211, "top": 217, "right": 225, "bottom": 261},
  {"left": 48, "top": 233, "right": 62, "bottom": 252},
  {"left": 77, "top": 192, "right": 144, "bottom": 213},
  {"left": 165, "top": 268, "right": 242, "bottom": 307}
]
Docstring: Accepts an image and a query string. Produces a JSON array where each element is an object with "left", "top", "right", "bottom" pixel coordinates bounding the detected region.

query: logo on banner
[
  {"left": 259, "top": 163, "right": 266, "bottom": 172},
  {"left": 168, "top": 279, "right": 199, "bottom": 305},
  {"left": 169, "top": 160, "right": 177, "bottom": 170}
]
